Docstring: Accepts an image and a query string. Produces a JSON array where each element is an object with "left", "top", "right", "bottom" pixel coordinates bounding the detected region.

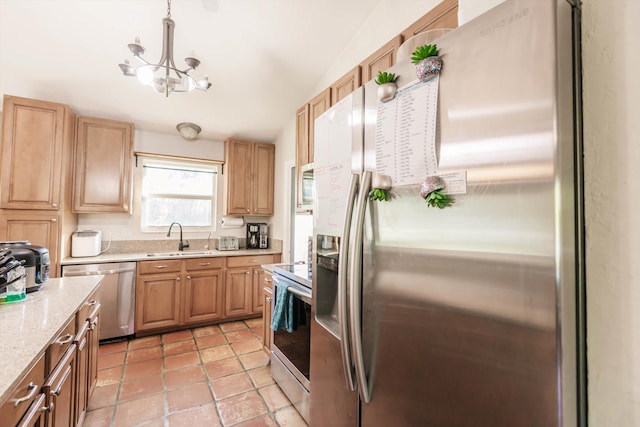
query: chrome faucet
[{"left": 167, "top": 222, "right": 190, "bottom": 251}]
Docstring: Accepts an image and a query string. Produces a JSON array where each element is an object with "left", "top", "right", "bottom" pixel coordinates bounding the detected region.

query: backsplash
[{"left": 99, "top": 238, "right": 283, "bottom": 254}]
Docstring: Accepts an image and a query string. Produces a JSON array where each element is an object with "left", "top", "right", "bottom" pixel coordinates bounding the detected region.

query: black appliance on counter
[
  {"left": 246, "top": 223, "right": 268, "bottom": 249},
  {"left": 0, "top": 242, "right": 50, "bottom": 292}
]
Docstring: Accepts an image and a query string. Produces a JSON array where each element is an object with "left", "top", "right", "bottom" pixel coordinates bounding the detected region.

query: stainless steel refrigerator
[{"left": 310, "top": 0, "right": 585, "bottom": 426}]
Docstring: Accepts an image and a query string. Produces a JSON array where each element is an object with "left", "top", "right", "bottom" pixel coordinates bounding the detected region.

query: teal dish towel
[{"left": 270, "top": 282, "right": 294, "bottom": 333}]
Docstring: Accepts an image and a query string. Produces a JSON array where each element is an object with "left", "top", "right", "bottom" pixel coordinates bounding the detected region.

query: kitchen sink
[{"left": 146, "top": 251, "right": 214, "bottom": 257}]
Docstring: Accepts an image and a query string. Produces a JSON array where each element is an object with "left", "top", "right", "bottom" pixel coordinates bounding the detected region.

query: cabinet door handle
[
  {"left": 254, "top": 270, "right": 258, "bottom": 274},
  {"left": 198, "top": 262, "right": 211, "bottom": 266},
  {"left": 246, "top": 271, "right": 250, "bottom": 275},
  {"left": 51, "top": 218, "right": 57, "bottom": 222},
  {"left": 12, "top": 382, "right": 39, "bottom": 407},
  {"left": 266, "top": 296, "right": 272, "bottom": 302},
  {"left": 187, "top": 276, "right": 191, "bottom": 280},
  {"left": 246, "top": 209, "right": 250, "bottom": 213},
  {"left": 87, "top": 299, "right": 98, "bottom": 306},
  {"left": 154, "top": 265, "right": 168, "bottom": 269},
  {"left": 55, "top": 334, "right": 74, "bottom": 346},
  {"left": 52, "top": 203, "right": 58, "bottom": 208},
  {"left": 177, "top": 277, "right": 181, "bottom": 281},
  {"left": 264, "top": 278, "right": 271, "bottom": 283}
]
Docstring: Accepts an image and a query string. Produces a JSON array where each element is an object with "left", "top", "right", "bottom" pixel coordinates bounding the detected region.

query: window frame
[{"left": 139, "top": 156, "right": 219, "bottom": 233}]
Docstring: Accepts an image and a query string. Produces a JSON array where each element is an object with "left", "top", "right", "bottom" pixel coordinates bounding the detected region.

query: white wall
[{"left": 581, "top": 0, "right": 640, "bottom": 424}]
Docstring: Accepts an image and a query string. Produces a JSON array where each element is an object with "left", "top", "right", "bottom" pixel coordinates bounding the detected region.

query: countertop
[
  {"left": 0, "top": 276, "right": 103, "bottom": 404},
  {"left": 61, "top": 248, "right": 282, "bottom": 265}
]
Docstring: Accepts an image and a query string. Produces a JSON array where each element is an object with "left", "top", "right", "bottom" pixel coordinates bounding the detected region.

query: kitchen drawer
[
  {"left": 184, "top": 257, "right": 225, "bottom": 271},
  {"left": 227, "top": 255, "right": 275, "bottom": 269},
  {"left": 138, "top": 259, "right": 182, "bottom": 275},
  {"left": 46, "top": 317, "right": 76, "bottom": 375},
  {"left": 0, "top": 352, "right": 45, "bottom": 427}
]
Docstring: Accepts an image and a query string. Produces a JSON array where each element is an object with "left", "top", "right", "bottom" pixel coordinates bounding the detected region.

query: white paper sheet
[{"left": 375, "top": 76, "right": 439, "bottom": 186}]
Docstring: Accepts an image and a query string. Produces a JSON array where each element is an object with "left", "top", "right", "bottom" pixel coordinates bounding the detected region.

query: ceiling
[{"left": 0, "top": 0, "right": 384, "bottom": 142}]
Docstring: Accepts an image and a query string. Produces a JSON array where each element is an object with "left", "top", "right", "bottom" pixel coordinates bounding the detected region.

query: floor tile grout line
[{"left": 90, "top": 322, "right": 305, "bottom": 427}]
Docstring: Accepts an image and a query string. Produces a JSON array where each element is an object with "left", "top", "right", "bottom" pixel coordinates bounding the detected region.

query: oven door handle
[
  {"left": 273, "top": 276, "right": 312, "bottom": 305},
  {"left": 286, "top": 284, "right": 312, "bottom": 302}
]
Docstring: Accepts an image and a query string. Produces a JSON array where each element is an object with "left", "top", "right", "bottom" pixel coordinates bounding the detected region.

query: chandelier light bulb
[{"left": 136, "top": 67, "right": 154, "bottom": 85}]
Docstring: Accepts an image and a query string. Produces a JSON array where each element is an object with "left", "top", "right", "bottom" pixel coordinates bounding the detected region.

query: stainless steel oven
[{"left": 271, "top": 266, "right": 312, "bottom": 423}]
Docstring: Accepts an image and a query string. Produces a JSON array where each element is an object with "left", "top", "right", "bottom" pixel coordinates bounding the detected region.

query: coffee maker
[{"left": 247, "top": 223, "right": 268, "bottom": 249}]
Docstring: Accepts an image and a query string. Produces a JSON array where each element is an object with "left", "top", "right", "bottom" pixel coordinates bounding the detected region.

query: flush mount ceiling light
[
  {"left": 177, "top": 122, "right": 202, "bottom": 140},
  {"left": 118, "top": 0, "right": 212, "bottom": 97}
]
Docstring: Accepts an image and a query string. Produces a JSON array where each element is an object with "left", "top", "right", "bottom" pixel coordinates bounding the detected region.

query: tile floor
[{"left": 84, "top": 318, "right": 308, "bottom": 427}]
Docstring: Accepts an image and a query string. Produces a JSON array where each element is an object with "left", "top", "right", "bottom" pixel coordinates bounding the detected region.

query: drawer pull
[
  {"left": 52, "top": 365, "right": 72, "bottom": 396},
  {"left": 87, "top": 299, "right": 98, "bottom": 306},
  {"left": 12, "top": 382, "right": 39, "bottom": 407},
  {"left": 264, "top": 278, "right": 272, "bottom": 283},
  {"left": 198, "top": 262, "right": 211, "bottom": 266},
  {"left": 55, "top": 334, "right": 74, "bottom": 346},
  {"left": 154, "top": 265, "right": 168, "bottom": 269}
]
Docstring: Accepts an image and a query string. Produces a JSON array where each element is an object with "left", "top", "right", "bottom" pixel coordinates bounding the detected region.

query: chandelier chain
[{"left": 167, "top": 0, "right": 171, "bottom": 17}]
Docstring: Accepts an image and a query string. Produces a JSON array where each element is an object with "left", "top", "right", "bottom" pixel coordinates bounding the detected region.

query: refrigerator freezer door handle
[
  {"left": 349, "top": 170, "right": 372, "bottom": 403},
  {"left": 339, "top": 173, "right": 359, "bottom": 392}
]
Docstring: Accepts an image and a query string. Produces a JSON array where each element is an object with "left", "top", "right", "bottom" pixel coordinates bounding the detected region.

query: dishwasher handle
[{"left": 63, "top": 267, "right": 136, "bottom": 276}]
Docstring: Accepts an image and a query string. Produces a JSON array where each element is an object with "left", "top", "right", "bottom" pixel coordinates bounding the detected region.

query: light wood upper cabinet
[
  {"left": 330, "top": 65, "right": 361, "bottom": 106},
  {"left": 308, "top": 88, "right": 331, "bottom": 165},
  {"left": 401, "top": 0, "right": 458, "bottom": 41},
  {"left": 295, "top": 104, "right": 310, "bottom": 171},
  {"left": 252, "top": 142, "right": 275, "bottom": 216},
  {"left": 73, "top": 116, "right": 134, "bottom": 213},
  {"left": 0, "top": 211, "right": 60, "bottom": 277},
  {"left": 1, "top": 95, "right": 74, "bottom": 210},
  {"left": 224, "top": 138, "right": 275, "bottom": 216},
  {"left": 360, "top": 35, "right": 402, "bottom": 83}
]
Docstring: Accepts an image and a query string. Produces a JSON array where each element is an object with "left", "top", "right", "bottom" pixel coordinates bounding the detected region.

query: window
[{"left": 141, "top": 157, "right": 218, "bottom": 231}]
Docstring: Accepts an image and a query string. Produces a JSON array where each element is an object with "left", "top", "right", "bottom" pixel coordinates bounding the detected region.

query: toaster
[
  {"left": 72, "top": 230, "right": 102, "bottom": 257},
  {"left": 217, "top": 236, "right": 239, "bottom": 251}
]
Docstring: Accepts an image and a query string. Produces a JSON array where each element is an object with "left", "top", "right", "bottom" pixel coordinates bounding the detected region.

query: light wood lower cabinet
[
  {"left": 74, "top": 293, "right": 101, "bottom": 426},
  {"left": 262, "top": 282, "right": 273, "bottom": 353},
  {"left": 43, "top": 344, "right": 76, "bottom": 427},
  {"left": 16, "top": 393, "right": 46, "bottom": 427},
  {"left": 224, "top": 268, "right": 253, "bottom": 317},
  {"left": 0, "top": 289, "right": 100, "bottom": 427},
  {"left": 136, "top": 254, "right": 281, "bottom": 335},
  {"left": 225, "top": 255, "right": 277, "bottom": 318},
  {"left": 183, "top": 259, "right": 225, "bottom": 323},
  {"left": 0, "top": 354, "right": 45, "bottom": 427},
  {"left": 136, "top": 273, "right": 182, "bottom": 332},
  {"left": 136, "top": 257, "right": 226, "bottom": 333}
]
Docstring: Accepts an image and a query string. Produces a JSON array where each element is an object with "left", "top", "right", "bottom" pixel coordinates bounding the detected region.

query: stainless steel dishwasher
[{"left": 62, "top": 262, "right": 136, "bottom": 341}]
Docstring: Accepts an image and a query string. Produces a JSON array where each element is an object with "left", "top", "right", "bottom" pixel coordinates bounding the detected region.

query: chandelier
[{"left": 118, "top": 0, "right": 212, "bottom": 97}]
